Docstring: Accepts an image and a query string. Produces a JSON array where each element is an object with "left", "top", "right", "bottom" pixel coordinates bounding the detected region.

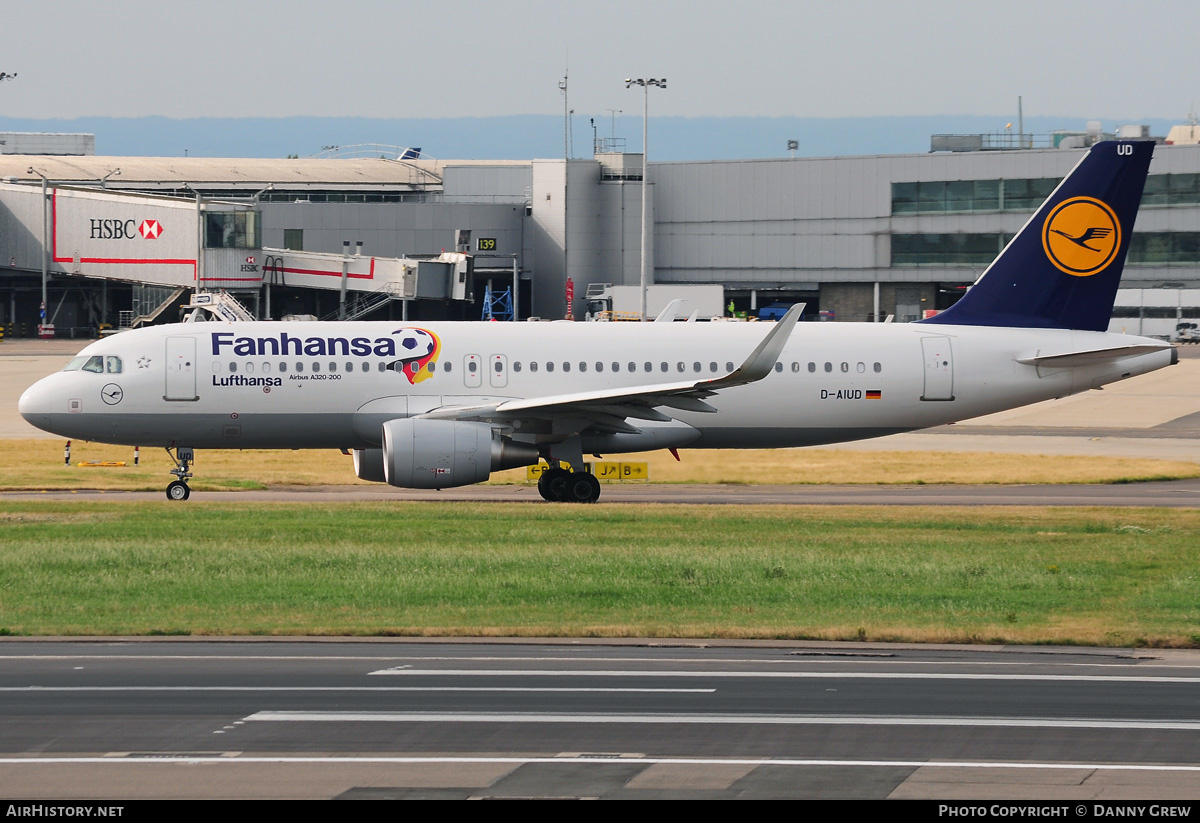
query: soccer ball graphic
[{"left": 389, "top": 327, "right": 441, "bottom": 384}]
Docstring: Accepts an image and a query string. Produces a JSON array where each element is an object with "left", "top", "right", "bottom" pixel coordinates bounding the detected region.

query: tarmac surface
[{"left": 2, "top": 639, "right": 1199, "bottom": 800}]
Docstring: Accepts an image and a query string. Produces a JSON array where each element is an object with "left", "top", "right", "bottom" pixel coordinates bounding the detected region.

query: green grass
[{"left": 1, "top": 501, "right": 1197, "bottom": 645}]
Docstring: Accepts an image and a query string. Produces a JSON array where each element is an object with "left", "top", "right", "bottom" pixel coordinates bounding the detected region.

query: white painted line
[
  {"left": 0, "top": 686, "right": 714, "bottom": 694},
  {"left": 243, "top": 711, "right": 1200, "bottom": 730},
  {"left": 0, "top": 755, "right": 1197, "bottom": 772},
  {"left": 367, "top": 668, "right": 1200, "bottom": 683}
]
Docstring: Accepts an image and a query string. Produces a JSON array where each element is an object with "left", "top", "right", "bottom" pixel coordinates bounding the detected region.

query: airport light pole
[
  {"left": 26, "top": 167, "right": 51, "bottom": 336},
  {"left": 626, "top": 78, "right": 666, "bottom": 321}
]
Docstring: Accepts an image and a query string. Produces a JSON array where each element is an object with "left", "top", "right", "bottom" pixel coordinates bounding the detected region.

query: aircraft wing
[{"left": 419, "top": 305, "right": 803, "bottom": 432}]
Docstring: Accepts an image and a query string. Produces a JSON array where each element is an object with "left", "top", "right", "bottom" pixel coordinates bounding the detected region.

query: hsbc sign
[{"left": 90, "top": 218, "right": 164, "bottom": 240}]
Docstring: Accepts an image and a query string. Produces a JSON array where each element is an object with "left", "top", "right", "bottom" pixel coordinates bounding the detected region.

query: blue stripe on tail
[{"left": 920, "top": 140, "right": 1153, "bottom": 332}]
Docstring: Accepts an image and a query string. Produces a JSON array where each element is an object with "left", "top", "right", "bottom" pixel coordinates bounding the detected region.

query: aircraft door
[
  {"left": 165, "top": 336, "right": 198, "bottom": 401},
  {"left": 920, "top": 337, "right": 954, "bottom": 401},
  {"left": 489, "top": 354, "right": 508, "bottom": 388},
  {"left": 464, "top": 354, "right": 482, "bottom": 388}
]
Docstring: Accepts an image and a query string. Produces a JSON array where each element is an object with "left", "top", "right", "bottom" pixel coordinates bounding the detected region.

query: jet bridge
[{"left": 0, "top": 180, "right": 476, "bottom": 330}]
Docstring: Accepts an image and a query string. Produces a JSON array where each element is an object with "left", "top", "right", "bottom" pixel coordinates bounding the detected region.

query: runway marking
[
  {"left": 0, "top": 755, "right": 1197, "bottom": 773},
  {"left": 368, "top": 667, "right": 1200, "bottom": 684},
  {"left": 0, "top": 686, "right": 715, "bottom": 694},
  {"left": 245, "top": 711, "right": 1200, "bottom": 731}
]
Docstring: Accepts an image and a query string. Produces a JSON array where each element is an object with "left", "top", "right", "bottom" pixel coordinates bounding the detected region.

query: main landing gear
[
  {"left": 164, "top": 446, "right": 194, "bottom": 501},
  {"left": 537, "top": 466, "right": 601, "bottom": 504}
]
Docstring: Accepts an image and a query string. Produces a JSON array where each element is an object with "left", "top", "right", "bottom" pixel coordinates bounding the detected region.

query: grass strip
[
  {"left": 3, "top": 439, "right": 1198, "bottom": 491},
  {"left": 0, "top": 501, "right": 1196, "bottom": 646}
]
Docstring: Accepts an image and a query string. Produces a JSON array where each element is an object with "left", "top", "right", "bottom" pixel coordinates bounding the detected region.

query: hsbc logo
[{"left": 89, "top": 218, "right": 165, "bottom": 240}]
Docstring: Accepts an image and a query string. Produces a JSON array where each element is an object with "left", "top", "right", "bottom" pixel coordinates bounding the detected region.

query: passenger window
[
  {"left": 693, "top": 362, "right": 701, "bottom": 373},
  {"left": 229, "top": 362, "right": 238, "bottom": 373},
  {"left": 627, "top": 362, "right": 635, "bottom": 372},
  {"left": 245, "top": 362, "right": 255, "bottom": 374},
  {"left": 494, "top": 361, "right": 503, "bottom": 373},
  {"left": 82, "top": 356, "right": 104, "bottom": 374},
  {"left": 346, "top": 362, "right": 353, "bottom": 372},
  {"left": 874, "top": 362, "right": 882, "bottom": 373},
  {"left": 841, "top": 362, "right": 849, "bottom": 373},
  {"left": 644, "top": 362, "right": 652, "bottom": 372},
  {"left": 857, "top": 362, "right": 865, "bottom": 373},
  {"left": 774, "top": 362, "right": 782, "bottom": 373},
  {"left": 709, "top": 362, "right": 718, "bottom": 372},
  {"left": 824, "top": 362, "right": 832, "bottom": 373},
  {"left": 444, "top": 361, "right": 452, "bottom": 373},
  {"left": 263, "top": 362, "right": 271, "bottom": 374},
  {"left": 596, "top": 362, "right": 604, "bottom": 373},
  {"left": 530, "top": 361, "right": 539, "bottom": 373},
  {"left": 677, "top": 362, "right": 685, "bottom": 372},
  {"left": 297, "top": 362, "right": 304, "bottom": 373},
  {"left": 105, "top": 356, "right": 122, "bottom": 374},
  {"left": 313, "top": 362, "right": 321, "bottom": 373},
  {"left": 279, "top": 362, "right": 287, "bottom": 373},
  {"left": 725, "top": 362, "right": 734, "bottom": 371},
  {"left": 213, "top": 361, "right": 223, "bottom": 373},
  {"left": 791, "top": 362, "right": 800, "bottom": 373},
  {"left": 547, "top": 362, "right": 554, "bottom": 373},
  {"left": 661, "top": 362, "right": 668, "bottom": 372},
  {"left": 468, "top": 361, "right": 477, "bottom": 374},
  {"left": 377, "top": 362, "right": 386, "bottom": 372},
  {"left": 808, "top": 362, "right": 816, "bottom": 373},
  {"left": 579, "top": 362, "right": 587, "bottom": 372},
  {"left": 513, "top": 361, "right": 522, "bottom": 372},
  {"left": 329, "top": 362, "right": 337, "bottom": 372},
  {"left": 563, "top": 362, "right": 571, "bottom": 373}
]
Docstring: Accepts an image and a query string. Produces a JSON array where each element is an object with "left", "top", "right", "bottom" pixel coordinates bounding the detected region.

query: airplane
[{"left": 19, "top": 140, "right": 1176, "bottom": 503}]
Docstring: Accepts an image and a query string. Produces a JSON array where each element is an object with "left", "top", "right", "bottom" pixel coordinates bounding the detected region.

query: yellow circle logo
[{"left": 1041, "top": 196, "right": 1121, "bottom": 277}]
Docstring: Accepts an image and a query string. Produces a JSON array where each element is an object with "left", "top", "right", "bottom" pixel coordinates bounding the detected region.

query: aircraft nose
[{"left": 18, "top": 379, "right": 52, "bottom": 429}]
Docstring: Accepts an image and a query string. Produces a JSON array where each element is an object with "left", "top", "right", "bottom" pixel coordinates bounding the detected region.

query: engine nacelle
[
  {"left": 352, "top": 448, "right": 386, "bottom": 483},
  {"left": 380, "top": 418, "right": 539, "bottom": 489}
]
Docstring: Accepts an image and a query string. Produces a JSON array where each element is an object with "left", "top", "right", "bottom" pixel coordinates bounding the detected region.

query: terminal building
[{"left": 1, "top": 132, "right": 1198, "bottom": 337}]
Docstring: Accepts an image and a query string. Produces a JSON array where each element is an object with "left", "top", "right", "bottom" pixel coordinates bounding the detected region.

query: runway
[
  {"left": 1, "top": 639, "right": 1199, "bottom": 799},
  {"left": 6, "top": 477, "right": 1200, "bottom": 506}
]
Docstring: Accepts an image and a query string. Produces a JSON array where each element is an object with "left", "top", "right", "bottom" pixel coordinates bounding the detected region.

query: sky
[{"left": 2, "top": 0, "right": 1198, "bottom": 123}]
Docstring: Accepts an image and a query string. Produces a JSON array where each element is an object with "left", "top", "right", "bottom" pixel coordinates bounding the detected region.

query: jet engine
[
  {"left": 378, "top": 418, "right": 539, "bottom": 489},
  {"left": 352, "top": 448, "right": 386, "bottom": 483}
]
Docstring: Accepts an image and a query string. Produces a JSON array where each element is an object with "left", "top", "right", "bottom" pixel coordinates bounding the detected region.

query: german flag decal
[{"left": 866, "top": 390, "right": 882, "bottom": 400}]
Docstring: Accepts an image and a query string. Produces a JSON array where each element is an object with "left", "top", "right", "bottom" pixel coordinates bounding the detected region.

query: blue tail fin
[{"left": 920, "top": 140, "right": 1153, "bottom": 331}]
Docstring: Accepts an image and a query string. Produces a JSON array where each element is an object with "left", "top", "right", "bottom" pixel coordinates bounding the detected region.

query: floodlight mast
[{"left": 625, "top": 78, "right": 666, "bottom": 322}]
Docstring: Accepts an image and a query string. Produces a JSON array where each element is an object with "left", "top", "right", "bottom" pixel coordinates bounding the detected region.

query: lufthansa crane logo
[{"left": 1041, "top": 196, "right": 1121, "bottom": 277}]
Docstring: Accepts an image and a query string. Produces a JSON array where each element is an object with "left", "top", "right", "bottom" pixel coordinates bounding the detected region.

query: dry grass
[{"left": 1, "top": 438, "right": 1198, "bottom": 492}]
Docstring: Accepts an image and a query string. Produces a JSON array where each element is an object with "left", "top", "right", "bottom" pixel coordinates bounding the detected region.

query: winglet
[
  {"left": 706, "top": 303, "right": 803, "bottom": 389},
  {"left": 654, "top": 299, "right": 685, "bottom": 323}
]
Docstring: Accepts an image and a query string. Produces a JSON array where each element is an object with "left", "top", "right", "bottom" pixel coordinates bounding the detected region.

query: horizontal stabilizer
[{"left": 1017, "top": 343, "right": 1172, "bottom": 367}]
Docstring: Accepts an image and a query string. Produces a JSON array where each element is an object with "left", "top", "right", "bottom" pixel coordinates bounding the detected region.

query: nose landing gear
[{"left": 164, "top": 446, "right": 194, "bottom": 501}]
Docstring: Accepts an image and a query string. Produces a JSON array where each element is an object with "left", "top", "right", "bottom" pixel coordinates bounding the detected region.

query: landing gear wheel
[
  {"left": 537, "top": 469, "right": 561, "bottom": 502},
  {"left": 542, "top": 468, "right": 572, "bottom": 502},
  {"left": 166, "top": 480, "right": 191, "bottom": 501},
  {"left": 569, "top": 472, "right": 602, "bottom": 504}
]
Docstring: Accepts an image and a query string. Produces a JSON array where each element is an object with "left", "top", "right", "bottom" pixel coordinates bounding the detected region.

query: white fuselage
[{"left": 18, "top": 319, "right": 1175, "bottom": 454}]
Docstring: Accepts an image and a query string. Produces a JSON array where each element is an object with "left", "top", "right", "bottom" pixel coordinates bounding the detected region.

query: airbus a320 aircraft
[{"left": 20, "top": 141, "right": 1176, "bottom": 503}]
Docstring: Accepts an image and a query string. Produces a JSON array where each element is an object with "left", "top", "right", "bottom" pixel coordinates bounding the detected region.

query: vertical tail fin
[{"left": 920, "top": 140, "right": 1153, "bottom": 331}]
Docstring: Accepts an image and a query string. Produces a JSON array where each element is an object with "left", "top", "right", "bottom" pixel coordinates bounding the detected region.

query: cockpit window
[
  {"left": 81, "top": 356, "right": 105, "bottom": 374},
  {"left": 63, "top": 356, "right": 89, "bottom": 371},
  {"left": 105, "top": 356, "right": 122, "bottom": 374}
]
